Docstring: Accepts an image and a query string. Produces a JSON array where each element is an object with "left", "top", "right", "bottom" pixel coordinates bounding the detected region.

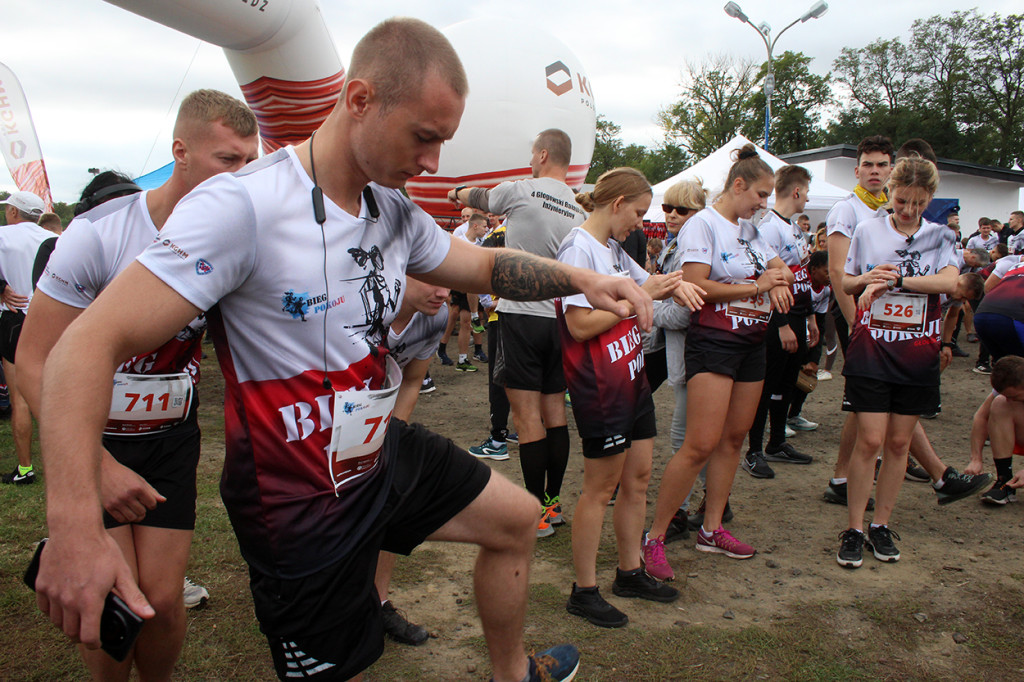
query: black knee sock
[
  {"left": 518, "top": 438, "right": 547, "bottom": 503},
  {"left": 766, "top": 394, "right": 789, "bottom": 450},
  {"left": 544, "top": 425, "right": 570, "bottom": 502},
  {"left": 996, "top": 457, "right": 1013, "bottom": 481},
  {"left": 748, "top": 393, "right": 769, "bottom": 453}
]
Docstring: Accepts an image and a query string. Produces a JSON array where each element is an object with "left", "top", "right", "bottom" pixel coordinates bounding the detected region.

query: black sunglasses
[{"left": 662, "top": 204, "right": 696, "bottom": 216}]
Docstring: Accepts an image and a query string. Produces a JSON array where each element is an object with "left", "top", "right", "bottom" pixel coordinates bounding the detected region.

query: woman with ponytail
[
  {"left": 643, "top": 144, "right": 794, "bottom": 580},
  {"left": 556, "top": 167, "right": 704, "bottom": 628}
]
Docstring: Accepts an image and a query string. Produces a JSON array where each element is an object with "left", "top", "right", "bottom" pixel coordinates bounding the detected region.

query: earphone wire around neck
[{"left": 309, "top": 131, "right": 333, "bottom": 390}]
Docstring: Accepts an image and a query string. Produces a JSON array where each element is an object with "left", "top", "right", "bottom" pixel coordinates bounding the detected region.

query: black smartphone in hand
[{"left": 24, "top": 539, "right": 144, "bottom": 662}]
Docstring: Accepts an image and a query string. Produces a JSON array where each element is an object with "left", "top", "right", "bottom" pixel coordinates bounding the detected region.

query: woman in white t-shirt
[
  {"left": 643, "top": 145, "right": 794, "bottom": 581},
  {"left": 837, "top": 156, "right": 958, "bottom": 569},
  {"left": 556, "top": 167, "right": 704, "bottom": 628}
]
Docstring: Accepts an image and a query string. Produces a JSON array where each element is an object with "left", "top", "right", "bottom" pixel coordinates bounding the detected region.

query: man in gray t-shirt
[{"left": 448, "top": 129, "right": 585, "bottom": 535}]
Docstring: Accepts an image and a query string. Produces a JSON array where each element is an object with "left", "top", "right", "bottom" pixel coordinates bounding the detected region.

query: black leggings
[{"left": 749, "top": 314, "right": 809, "bottom": 452}]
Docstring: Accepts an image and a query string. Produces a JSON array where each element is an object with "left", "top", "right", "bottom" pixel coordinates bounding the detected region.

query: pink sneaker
[
  {"left": 695, "top": 526, "right": 755, "bottom": 559},
  {"left": 642, "top": 533, "right": 674, "bottom": 581}
]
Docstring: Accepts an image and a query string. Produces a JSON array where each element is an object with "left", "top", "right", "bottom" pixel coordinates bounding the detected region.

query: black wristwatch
[
  {"left": 941, "top": 342, "right": 955, "bottom": 349},
  {"left": 454, "top": 185, "right": 467, "bottom": 199}
]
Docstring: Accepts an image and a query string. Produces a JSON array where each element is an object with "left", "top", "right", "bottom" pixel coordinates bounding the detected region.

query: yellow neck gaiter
[{"left": 854, "top": 184, "right": 887, "bottom": 211}]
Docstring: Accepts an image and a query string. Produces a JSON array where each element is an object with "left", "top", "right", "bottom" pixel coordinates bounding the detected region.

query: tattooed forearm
[{"left": 492, "top": 251, "right": 578, "bottom": 301}]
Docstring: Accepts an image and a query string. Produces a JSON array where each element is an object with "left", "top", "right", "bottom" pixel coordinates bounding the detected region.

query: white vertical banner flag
[{"left": 0, "top": 62, "right": 53, "bottom": 211}]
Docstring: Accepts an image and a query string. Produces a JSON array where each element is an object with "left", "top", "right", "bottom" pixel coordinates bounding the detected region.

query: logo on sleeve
[{"left": 195, "top": 259, "right": 213, "bottom": 276}]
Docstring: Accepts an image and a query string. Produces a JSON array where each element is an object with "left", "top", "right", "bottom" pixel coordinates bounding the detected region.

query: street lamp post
[{"left": 723, "top": 1, "right": 828, "bottom": 152}]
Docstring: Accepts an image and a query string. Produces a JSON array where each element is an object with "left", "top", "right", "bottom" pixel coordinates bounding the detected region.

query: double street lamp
[{"left": 723, "top": 1, "right": 828, "bottom": 151}]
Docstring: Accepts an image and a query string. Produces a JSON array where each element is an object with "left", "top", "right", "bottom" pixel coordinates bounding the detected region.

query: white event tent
[{"left": 644, "top": 134, "right": 849, "bottom": 224}]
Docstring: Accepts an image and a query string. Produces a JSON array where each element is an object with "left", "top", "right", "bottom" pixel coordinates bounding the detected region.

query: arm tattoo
[{"left": 492, "top": 251, "right": 578, "bottom": 301}]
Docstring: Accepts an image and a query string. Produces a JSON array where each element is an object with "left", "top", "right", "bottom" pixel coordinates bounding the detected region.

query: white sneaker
[
  {"left": 816, "top": 369, "right": 833, "bottom": 381},
  {"left": 784, "top": 425, "right": 796, "bottom": 438},
  {"left": 787, "top": 415, "right": 819, "bottom": 431},
  {"left": 183, "top": 577, "right": 209, "bottom": 609}
]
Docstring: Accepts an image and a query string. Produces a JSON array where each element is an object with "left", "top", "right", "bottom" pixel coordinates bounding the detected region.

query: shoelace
[
  {"left": 871, "top": 527, "right": 901, "bottom": 546},
  {"left": 644, "top": 535, "right": 667, "bottom": 564},
  {"left": 712, "top": 529, "right": 746, "bottom": 552},
  {"left": 531, "top": 653, "right": 558, "bottom": 682},
  {"left": 838, "top": 530, "right": 862, "bottom": 551}
]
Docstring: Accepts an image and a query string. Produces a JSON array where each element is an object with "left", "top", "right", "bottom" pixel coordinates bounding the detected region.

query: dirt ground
[{"left": 370, "top": 336, "right": 1024, "bottom": 679}]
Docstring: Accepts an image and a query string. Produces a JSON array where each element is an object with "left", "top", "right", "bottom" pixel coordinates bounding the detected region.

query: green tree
[
  {"left": 741, "top": 51, "right": 832, "bottom": 154},
  {"left": 586, "top": 117, "right": 689, "bottom": 185},
  {"left": 966, "top": 13, "right": 1024, "bottom": 167},
  {"left": 657, "top": 54, "right": 758, "bottom": 159}
]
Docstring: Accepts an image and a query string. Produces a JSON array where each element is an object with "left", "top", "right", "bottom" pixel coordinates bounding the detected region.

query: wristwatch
[{"left": 886, "top": 278, "right": 895, "bottom": 290}]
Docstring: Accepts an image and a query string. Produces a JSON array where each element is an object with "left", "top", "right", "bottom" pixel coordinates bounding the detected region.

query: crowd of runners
[{"left": 4, "top": 16, "right": 1024, "bottom": 682}]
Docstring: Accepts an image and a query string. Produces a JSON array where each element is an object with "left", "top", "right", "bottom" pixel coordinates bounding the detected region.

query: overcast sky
[{"left": 3, "top": 1, "right": 1017, "bottom": 201}]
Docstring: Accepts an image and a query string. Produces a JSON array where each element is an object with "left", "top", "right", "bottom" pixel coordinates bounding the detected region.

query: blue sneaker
[
  {"left": 528, "top": 644, "right": 580, "bottom": 681},
  {"left": 505, "top": 431, "right": 518, "bottom": 444},
  {"left": 437, "top": 350, "right": 453, "bottom": 366},
  {"left": 468, "top": 438, "right": 509, "bottom": 461}
]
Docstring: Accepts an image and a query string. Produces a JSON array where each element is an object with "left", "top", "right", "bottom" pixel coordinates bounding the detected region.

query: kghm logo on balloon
[{"left": 544, "top": 60, "right": 593, "bottom": 103}]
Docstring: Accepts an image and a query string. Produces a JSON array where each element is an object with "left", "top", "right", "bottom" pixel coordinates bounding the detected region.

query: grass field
[{"left": 2, "top": 347, "right": 1024, "bottom": 680}]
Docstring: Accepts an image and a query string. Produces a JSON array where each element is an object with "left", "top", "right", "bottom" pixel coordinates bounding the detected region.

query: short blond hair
[
  {"left": 346, "top": 17, "right": 468, "bottom": 112},
  {"left": 173, "top": 89, "right": 257, "bottom": 140},
  {"left": 575, "top": 167, "right": 650, "bottom": 213},
  {"left": 663, "top": 178, "right": 707, "bottom": 211}
]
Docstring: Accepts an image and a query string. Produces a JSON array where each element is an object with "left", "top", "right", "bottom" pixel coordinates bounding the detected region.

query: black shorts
[
  {"left": 0, "top": 309, "right": 25, "bottom": 364},
  {"left": 581, "top": 402, "right": 657, "bottom": 459},
  {"left": 102, "top": 423, "right": 201, "bottom": 530},
  {"left": 251, "top": 420, "right": 491, "bottom": 681},
  {"left": 684, "top": 335, "right": 766, "bottom": 383},
  {"left": 841, "top": 375, "right": 941, "bottom": 416},
  {"left": 450, "top": 291, "right": 470, "bottom": 310},
  {"left": 498, "top": 312, "right": 565, "bottom": 393}
]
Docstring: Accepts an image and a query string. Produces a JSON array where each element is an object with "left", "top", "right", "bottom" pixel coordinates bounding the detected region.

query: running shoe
[
  {"left": 642, "top": 533, "right": 674, "bottom": 581},
  {"left": 981, "top": 477, "right": 1017, "bottom": 505},
  {"left": 419, "top": 376, "right": 436, "bottom": 394},
  {"left": 544, "top": 495, "right": 565, "bottom": 526},
  {"left": 437, "top": 349, "right": 453, "bottom": 366},
  {"left": 1, "top": 466, "right": 34, "bottom": 485},
  {"left": 381, "top": 600, "right": 429, "bottom": 645},
  {"left": 920, "top": 411, "right": 939, "bottom": 420},
  {"left": 974, "top": 362, "right": 993, "bottom": 375},
  {"left": 865, "top": 525, "right": 901, "bottom": 562},
  {"left": 687, "top": 494, "right": 734, "bottom": 530},
  {"left": 470, "top": 317, "right": 487, "bottom": 335},
  {"left": 611, "top": 567, "right": 679, "bottom": 603},
  {"left": 951, "top": 345, "right": 969, "bottom": 358},
  {"left": 836, "top": 529, "right": 864, "bottom": 569},
  {"left": 183, "top": 577, "right": 209, "bottom": 609},
  {"left": 816, "top": 369, "right": 833, "bottom": 381},
  {"left": 905, "top": 459, "right": 930, "bottom": 482},
  {"left": 966, "top": 332, "right": 979, "bottom": 343},
  {"left": 934, "top": 468, "right": 992, "bottom": 505},
  {"left": 786, "top": 415, "right": 819, "bottom": 431},
  {"left": 823, "top": 481, "right": 875, "bottom": 510},
  {"left": 695, "top": 526, "right": 755, "bottom": 559},
  {"left": 764, "top": 442, "right": 813, "bottom": 464},
  {"left": 565, "top": 584, "right": 628, "bottom": 628},
  {"left": 742, "top": 450, "right": 775, "bottom": 478},
  {"left": 468, "top": 438, "right": 509, "bottom": 461},
  {"left": 455, "top": 361, "right": 477, "bottom": 372},
  {"left": 664, "top": 508, "right": 690, "bottom": 544},
  {"left": 505, "top": 431, "right": 519, "bottom": 444},
  {"left": 526, "top": 644, "right": 580, "bottom": 682},
  {"left": 537, "top": 507, "right": 555, "bottom": 538},
  {"left": 784, "top": 425, "right": 796, "bottom": 438},
  {"left": 474, "top": 349, "right": 489, "bottom": 363}
]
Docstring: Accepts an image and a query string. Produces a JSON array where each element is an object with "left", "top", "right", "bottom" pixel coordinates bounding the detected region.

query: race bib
[
  {"left": 869, "top": 292, "right": 926, "bottom": 333},
  {"left": 105, "top": 373, "right": 193, "bottom": 436},
  {"left": 326, "top": 355, "right": 401, "bottom": 494},
  {"left": 726, "top": 280, "right": 771, "bottom": 323}
]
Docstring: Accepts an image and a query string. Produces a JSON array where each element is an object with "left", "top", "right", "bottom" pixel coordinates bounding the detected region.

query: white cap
[{"left": 1, "top": 190, "right": 45, "bottom": 217}]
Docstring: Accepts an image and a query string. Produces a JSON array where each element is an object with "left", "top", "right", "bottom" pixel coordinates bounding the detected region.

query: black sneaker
[
  {"left": 611, "top": 567, "right": 679, "bottom": 603},
  {"left": 951, "top": 344, "right": 969, "bottom": 357},
  {"left": 1, "top": 466, "right": 35, "bottom": 485},
  {"left": 866, "top": 525, "right": 901, "bottom": 562},
  {"left": 764, "top": 442, "right": 813, "bottom": 464},
  {"left": 565, "top": 584, "right": 628, "bottom": 628},
  {"left": 905, "top": 459, "right": 930, "bottom": 482},
  {"left": 823, "top": 481, "right": 875, "bottom": 511},
  {"left": 474, "top": 349, "right": 489, "bottom": 363},
  {"left": 687, "top": 494, "right": 734, "bottom": 530},
  {"left": 934, "top": 468, "right": 992, "bottom": 505},
  {"left": 836, "top": 529, "right": 865, "bottom": 569},
  {"left": 381, "top": 600, "right": 429, "bottom": 645},
  {"left": 742, "top": 450, "right": 775, "bottom": 479},
  {"left": 664, "top": 508, "right": 690, "bottom": 544},
  {"left": 974, "top": 362, "right": 993, "bottom": 375},
  {"left": 437, "top": 350, "right": 454, "bottom": 366},
  {"left": 981, "top": 478, "right": 1017, "bottom": 505}
]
